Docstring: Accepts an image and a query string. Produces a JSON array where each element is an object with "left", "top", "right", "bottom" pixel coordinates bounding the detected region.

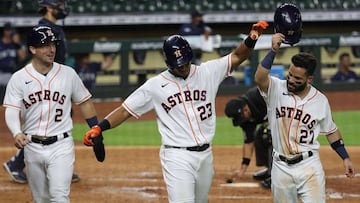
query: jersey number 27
[{"left": 299, "top": 129, "right": 314, "bottom": 144}]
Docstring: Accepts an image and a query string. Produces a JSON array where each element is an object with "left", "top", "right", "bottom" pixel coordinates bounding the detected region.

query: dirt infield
[
  {"left": 0, "top": 91, "right": 360, "bottom": 202},
  {"left": 0, "top": 147, "right": 359, "bottom": 203}
]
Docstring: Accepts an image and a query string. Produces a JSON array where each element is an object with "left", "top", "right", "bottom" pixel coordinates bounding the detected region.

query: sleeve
[
  {"left": 122, "top": 81, "right": 154, "bottom": 119},
  {"left": 320, "top": 99, "right": 337, "bottom": 135},
  {"left": 241, "top": 123, "right": 256, "bottom": 143},
  {"left": 71, "top": 70, "right": 92, "bottom": 104},
  {"left": 5, "top": 107, "right": 22, "bottom": 137},
  {"left": 3, "top": 73, "right": 23, "bottom": 109},
  {"left": 200, "top": 54, "right": 232, "bottom": 86},
  {"left": 258, "top": 76, "right": 281, "bottom": 108}
]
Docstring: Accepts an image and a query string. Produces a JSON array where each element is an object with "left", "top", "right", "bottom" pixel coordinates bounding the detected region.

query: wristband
[
  {"left": 98, "top": 119, "right": 111, "bottom": 131},
  {"left": 244, "top": 36, "right": 257, "bottom": 48},
  {"left": 331, "top": 139, "right": 350, "bottom": 160},
  {"left": 86, "top": 116, "right": 98, "bottom": 128},
  {"left": 242, "top": 158, "right": 251, "bottom": 165},
  {"left": 260, "top": 49, "right": 276, "bottom": 70}
]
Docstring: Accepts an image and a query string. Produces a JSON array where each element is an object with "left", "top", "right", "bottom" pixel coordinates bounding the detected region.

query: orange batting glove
[
  {"left": 84, "top": 125, "right": 102, "bottom": 146},
  {"left": 249, "top": 21, "right": 269, "bottom": 40}
]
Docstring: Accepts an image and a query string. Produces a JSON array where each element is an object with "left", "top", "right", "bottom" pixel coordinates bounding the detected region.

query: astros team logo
[{"left": 174, "top": 49, "right": 182, "bottom": 58}]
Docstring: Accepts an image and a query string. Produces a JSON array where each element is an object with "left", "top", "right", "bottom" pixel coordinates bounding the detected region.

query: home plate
[{"left": 220, "top": 182, "right": 260, "bottom": 188}]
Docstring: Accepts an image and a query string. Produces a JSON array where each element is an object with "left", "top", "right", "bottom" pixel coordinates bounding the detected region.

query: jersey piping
[
  {"left": 25, "top": 65, "right": 45, "bottom": 135},
  {"left": 44, "top": 64, "right": 62, "bottom": 135},
  {"left": 160, "top": 72, "right": 201, "bottom": 145}
]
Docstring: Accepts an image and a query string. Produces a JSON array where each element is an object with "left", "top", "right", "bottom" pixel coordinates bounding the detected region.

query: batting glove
[
  {"left": 84, "top": 125, "right": 102, "bottom": 146},
  {"left": 249, "top": 21, "right": 269, "bottom": 40}
]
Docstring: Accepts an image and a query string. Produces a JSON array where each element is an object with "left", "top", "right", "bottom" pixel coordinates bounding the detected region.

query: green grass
[
  {"left": 72, "top": 110, "right": 360, "bottom": 146},
  {"left": 317, "top": 110, "right": 360, "bottom": 145}
]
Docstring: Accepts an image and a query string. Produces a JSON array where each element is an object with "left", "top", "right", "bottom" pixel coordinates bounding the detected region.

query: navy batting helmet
[
  {"left": 163, "top": 35, "right": 193, "bottom": 69},
  {"left": 27, "top": 25, "right": 60, "bottom": 48},
  {"left": 225, "top": 98, "right": 247, "bottom": 126},
  {"left": 274, "top": 3, "right": 302, "bottom": 46},
  {"left": 38, "top": 0, "right": 68, "bottom": 19}
]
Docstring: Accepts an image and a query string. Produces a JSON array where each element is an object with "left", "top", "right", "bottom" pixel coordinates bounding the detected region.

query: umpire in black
[{"left": 225, "top": 86, "right": 272, "bottom": 189}]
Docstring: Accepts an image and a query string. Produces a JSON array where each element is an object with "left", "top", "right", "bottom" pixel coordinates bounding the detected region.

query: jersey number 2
[
  {"left": 198, "top": 103, "right": 212, "bottom": 121},
  {"left": 299, "top": 129, "right": 314, "bottom": 144},
  {"left": 55, "top": 109, "right": 63, "bottom": 122}
]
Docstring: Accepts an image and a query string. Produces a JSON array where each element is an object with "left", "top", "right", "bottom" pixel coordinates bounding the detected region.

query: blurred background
[{"left": 1, "top": 0, "right": 360, "bottom": 99}]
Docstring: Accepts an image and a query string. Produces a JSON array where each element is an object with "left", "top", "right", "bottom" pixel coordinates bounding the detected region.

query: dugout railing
[{"left": 67, "top": 34, "right": 360, "bottom": 99}]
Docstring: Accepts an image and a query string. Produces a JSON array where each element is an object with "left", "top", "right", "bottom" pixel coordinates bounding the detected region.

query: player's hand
[
  {"left": 226, "top": 164, "right": 248, "bottom": 183},
  {"left": 271, "top": 33, "right": 285, "bottom": 52},
  {"left": 226, "top": 170, "right": 240, "bottom": 183},
  {"left": 249, "top": 21, "right": 269, "bottom": 40},
  {"left": 84, "top": 125, "right": 102, "bottom": 146},
  {"left": 343, "top": 158, "right": 355, "bottom": 178},
  {"left": 14, "top": 133, "right": 29, "bottom": 149}
]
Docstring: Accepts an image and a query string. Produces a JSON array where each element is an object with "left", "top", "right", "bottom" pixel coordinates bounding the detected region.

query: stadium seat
[
  {"left": 1, "top": 0, "right": 360, "bottom": 15},
  {"left": 0, "top": 1, "right": 12, "bottom": 14},
  {"left": 15, "top": 0, "right": 38, "bottom": 14},
  {"left": 237, "top": 1, "right": 252, "bottom": 10},
  {"left": 342, "top": 0, "right": 360, "bottom": 9},
  {"left": 302, "top": 0, "right": 318, "bottom": 10},
  {"left": 161, "top": 0, "right": 179, "bottom": 12},
  {"left": 112, "top": 0, "right": 128, "bottom": 12},
  {"left": 258, "top": 0, "right": 276, "bottom": 10},
  {"left": 321, "top": 0, "right": 341, "bottom": 10}
]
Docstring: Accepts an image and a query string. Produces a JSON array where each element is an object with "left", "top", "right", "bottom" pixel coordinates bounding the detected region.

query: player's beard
[{"left": 286, "top": 80, "right": 307, "bottom": 93}]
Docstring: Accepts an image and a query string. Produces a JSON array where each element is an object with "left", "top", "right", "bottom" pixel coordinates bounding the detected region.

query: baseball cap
[
  {"left": 3, "top": 22, "right": 14, "bottom": 31},
  {"left": 191, "top": 10, "right": 203, "bottom": 18},
  {"left": 224, "top": 98, "right": 247, "bottom": 126}
]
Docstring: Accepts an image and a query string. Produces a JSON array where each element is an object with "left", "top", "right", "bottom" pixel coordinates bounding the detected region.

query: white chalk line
[
  {"left": 97, "top": 186, "right": 166, "bottom": 198},
  {"left": 210, "top": 195, "right": 272, "bottom": 200},
  {"left": 1, "top": 171, "right": 359, "bottom": 200},
  {"left": 326, "top": 173, "right": 360, "bottom": 179},
  {"left": 86, "top": 177, "right": 161, "bottom": 182},
  {"left": 327, "top": 191, "right": 360, "bottom": 199}
]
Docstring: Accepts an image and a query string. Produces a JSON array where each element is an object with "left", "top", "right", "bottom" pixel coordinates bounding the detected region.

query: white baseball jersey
[
  {"left": 3, "top": 62, "right": 91, "bottom": 136},
  {"left": 260, "top": 76, "right": 337, "bottom": 156},
  {"left": 122, "top": 54, "right": 232, "bottom": 147}
]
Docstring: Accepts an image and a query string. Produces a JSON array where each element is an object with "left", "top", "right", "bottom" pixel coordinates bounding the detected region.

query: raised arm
[
  {"left": 230, "top": 21, "right": 268, "bottom": 72},
  {"left": 254, "top": 33, "right": 285, "bottom": 93}
]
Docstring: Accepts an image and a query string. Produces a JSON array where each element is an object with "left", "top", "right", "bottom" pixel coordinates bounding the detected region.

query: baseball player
[
  {"left": 37, "top": 0, "right": 68, "bottom": 64},
  {"left": 254, "top": 4, "right": 355, "bottom": 202},
  {"left": 83, "top": 21, "right": 269, "bottom": 203},
  {"left": 3, "top": 25, "right": 100, "bottom": 202},
  {"left": 2, "top": 0, "right": 84, "bottom": 184},
  {"left": 224, "top": 87, "right": 272, "bottom": 189},
  {"left": 179, "top": 10, "right": 213, "bottom": 65},
  {"left": 74, "top": 52, "right": 115, "bottom": 93},
  {"left": 255, "top": 32, "right": 355, "bottom": 202}
]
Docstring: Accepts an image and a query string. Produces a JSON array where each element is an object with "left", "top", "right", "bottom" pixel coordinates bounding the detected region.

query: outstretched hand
[
  {"left": 226, "top": 164, "right": 248, "bottom": 183},
  {"left": 84, "top": 125, "right": 102, "bottom": 146},
  {"left": 344, "top": 158, "right": 355, "bottom": 178},
  {"left": 249, "top": 21, "right": 269, "bottom": 40}
]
